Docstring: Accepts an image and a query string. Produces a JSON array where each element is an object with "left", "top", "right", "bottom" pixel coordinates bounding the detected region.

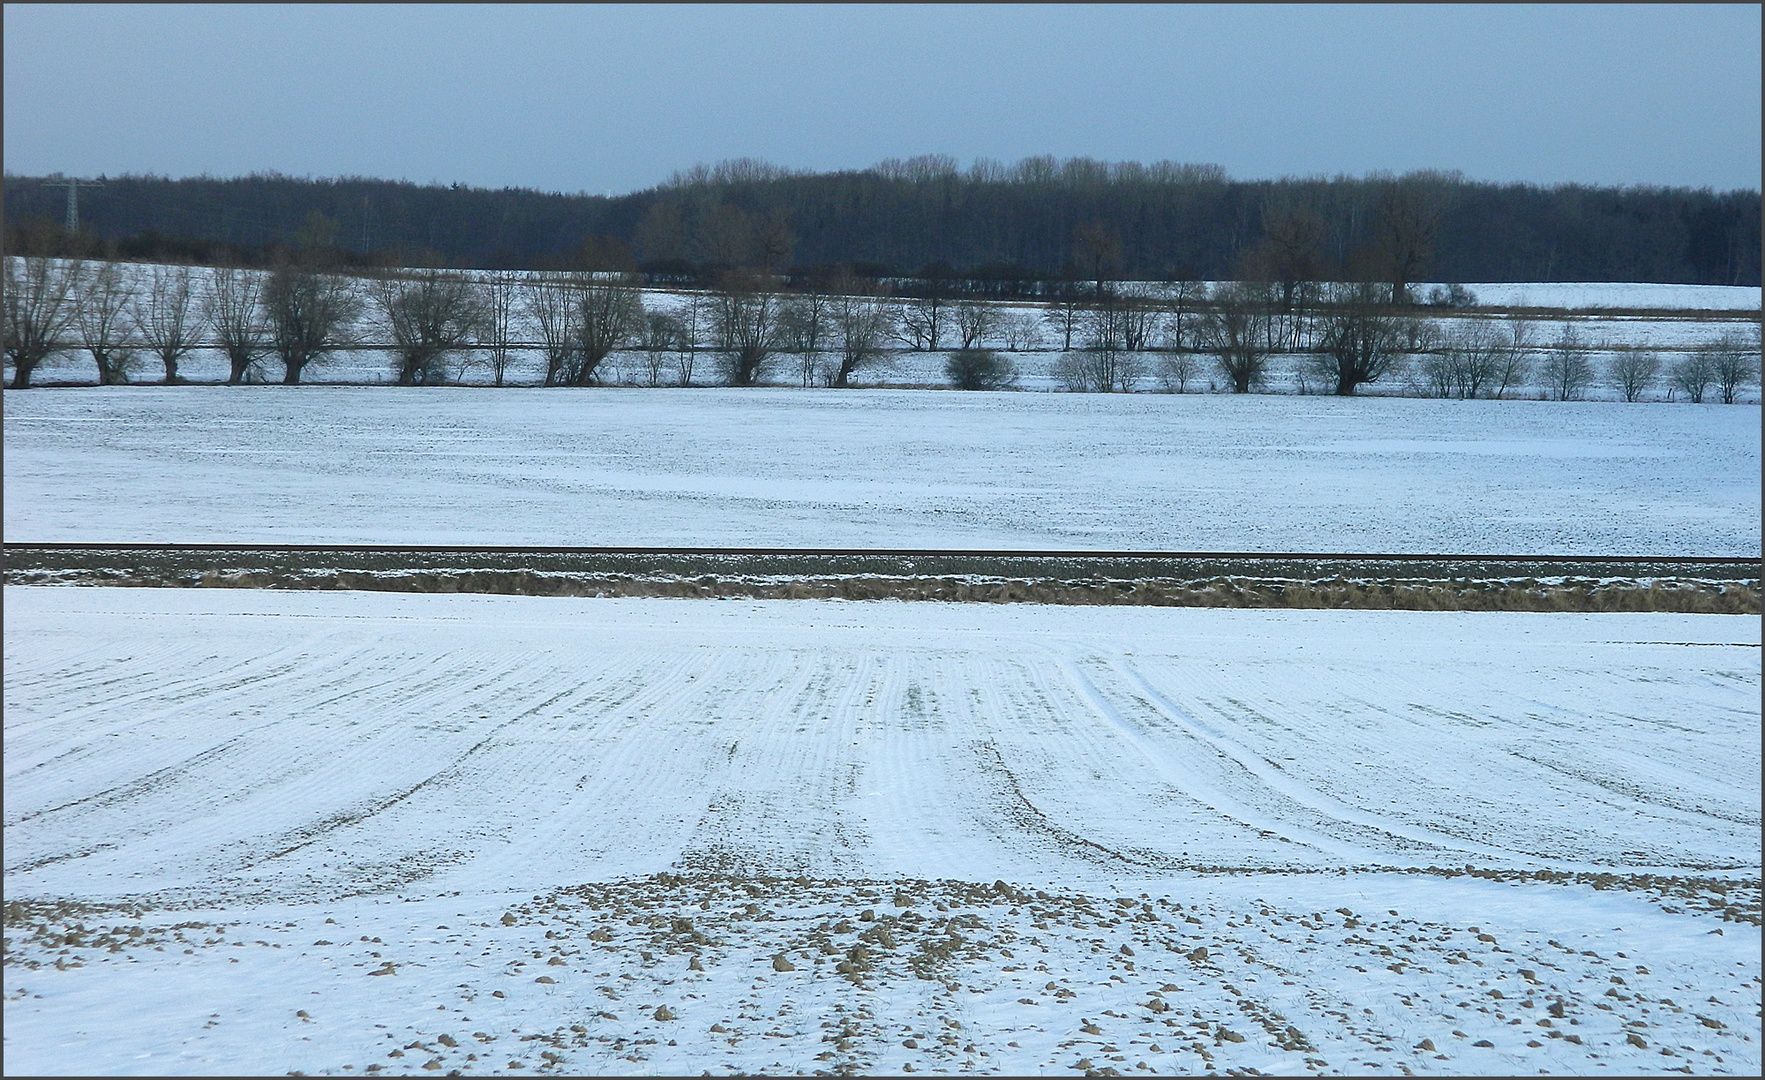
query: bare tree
[
  {"left": 1157, "top": 352, "right": 1200, "bottom": 393},
  {"left": 3, "top": 256, "right": 84, "bottom": 388},
  {"left": 1051, "top": 351, "right": 1090, "bottom": 392},
  {"left": 1081, "top": 292, "right": 1125, "bottom": 354},
  {"left": 895, "top": 294, "right": 946, "bottom": 351},
  {"left": 206, "top": 265, "right": 269, "bottom": 384},
  {"left": 777, "top": 292, "right": 831, "bottom": 386},
  {"left": 829, "top": 275, "right": 890, "bottom": 387},
  {"left": 1367, "top": 183, "right": 1439, "bottom": 305},
  {"left": 1705, "top": 332, "right": 1760, "bottom": 404},
  {"left": 1061, "top": 289, "right": 1153, "bottom": 392},
  {"left": 675, "top": 293, "right": 707, "bottom": 386},
  {"left": 1540, "top": 323, "right": 1595, "bottom": 401},
  {"left": 1197, "top": 283, "right": 1276, "bottom": 393},
  {"left": 1112, "top": 348, "right": 1150, "bottom": 392},
  {"left": 1310, "top": 281, "right": 1410, "bottom": 395},
  {"left": 1450, "top": 319, "right": 1508, "bottom": 399},
  {"left": 524, "top": 278, "right": 579, "bottom": 387},
  {"left": 1607, "top": 350, "right": 1660, "bottom": 403},
  {"left": 1412, "top": 340, "right": 1458, "bottom": 399},
  {"left": 263, "top": 263, "right": 361, "bottom": 384},
  {"left": 999, "top": 310, "right": 1044, "bottom": 351},
  {"left": 571, "top": 274, "right": 644, "bottom": 386},
  {"left": 1492, "top": 317, "right": 1534, "bottom": 400},
  {"left": 1163, "top": 278, "right": 1209, "bottom": 352},
  {"left": 779, "top": 290, "right": 830, "bottom": 352},
  {"left": 479, "top": 270, "right": 521, "bottom": 386},
  {"left": 954, "top": 300, "right": 999, "bottom": 349},
  {"left": 1070, "top": 220, "right": 1123, "bottom": 294},
  {"left": 638, "top": 310, "right": 681, "bottom": 387},
  {"left": 1116, "top": 286, "right": 1161, "bottom": 353},
  {"left": 1241, "top": 203, "right": 1327, "bottom": 313},
  {"left": 74, "top": 261, "right": 140, "bottom": 385},
  {"left": 1417, "top": 318, "right": 1509, "bottom": 398},
  {"left": 1053, "top": 344, "right": 1146, "bottom": 393},
  {"left": 1042, "top": 284, "right": 1087, "bottom": 351},
  {"left": 131, "top": 263, "right": 203, "bottom": 383},
  {"left": 712, "top": 269, "right": 782, "bottom": 386},
  {"left": 1669, "top": 350, "right": 1715, "bottom": 403},
  {"left": 1084, "top": 287, "right": 1162, "bottom": 354},
  {"left": 1156, "top": 320, "right": 1199, "bottom": 392},
  {"left": 370, "top": 269, "right": 487, "bottom": 385}
]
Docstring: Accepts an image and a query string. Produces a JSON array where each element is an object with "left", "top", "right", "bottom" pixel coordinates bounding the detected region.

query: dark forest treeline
[{"left": 5, "top": 157, "right": 1759, "bottom": 287}]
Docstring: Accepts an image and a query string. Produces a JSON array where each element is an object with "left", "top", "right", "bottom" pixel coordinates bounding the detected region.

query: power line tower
[{"left": 43, "top": 176, "right": 105, "bottom": 232}]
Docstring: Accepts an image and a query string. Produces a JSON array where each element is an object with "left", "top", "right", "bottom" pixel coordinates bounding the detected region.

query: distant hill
[{"left": 4, "top": 158, "right": 1758, "bottom": 286}]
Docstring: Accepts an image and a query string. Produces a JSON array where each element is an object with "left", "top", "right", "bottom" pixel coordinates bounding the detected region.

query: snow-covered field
[
  {"left": 5, "top": 275, "right": 1760, "bottom": 1075},
  {"left": 4, "top": 387, "right": 1759, "bottom": 554},
  {"left": 4, "top": 587, "right": 1759, "bottom": 1075},
  {"left": 1439, "top": 282, "right": 1760, "bottom": 312}
]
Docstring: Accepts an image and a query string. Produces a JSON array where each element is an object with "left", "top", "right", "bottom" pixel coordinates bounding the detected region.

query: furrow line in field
[
  {"left": 1123, "top": 637, "right": 1755, "bottom": 865},
  {"left": 973, "top": 739, "right": 1159, "bottom": 870},
  {"left": 249, "top": 680, "right": 587, "bottom": 865},
  {"left": 559, "top": 650, "right": 792, "bottom": 879},
  {"left": 1010, "top": 652, "right": 1356, "bottom": 867},
  {"left": 1507, "top": 750, "right": 1762, "bottom": 829},
  {"left": 970, "top": 654, "right": 1159, "bottom": 874},
  {"left": 3, "top": 717, "right": 287, "bottom": 834},
  {"left": 1067, "top": 656, "right": 1486, "bottom": 867},
  {"left": 1105, "top": 656, "right": 1571, "bottom": 867},
  {"left": 746, "top": 649, "right": 883, "bottom": 876},
  {"left": 0, "top": 634, "right": 316, "bottom": 747},
  {"left": 13, "top": 641, "right": 648, "bottom": 894},
  {"left": 1011, "top": 650, "right": 1287, "bottom": 867}
]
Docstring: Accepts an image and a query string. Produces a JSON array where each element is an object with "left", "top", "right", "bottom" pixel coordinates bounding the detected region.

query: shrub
[
  {"left": 1425, "top": 283, "right": 1478, "bottom": 308},
  {"left": 945, "top": 349, "right": 1017, "bottom": 390}
]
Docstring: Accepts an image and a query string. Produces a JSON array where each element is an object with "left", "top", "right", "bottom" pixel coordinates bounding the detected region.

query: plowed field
[{"left": 5, "top": 587, "right": 1758, "bottom": 1075}]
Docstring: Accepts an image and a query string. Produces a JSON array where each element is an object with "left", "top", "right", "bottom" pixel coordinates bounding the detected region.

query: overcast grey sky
[{"left": 4, "top": 4, "right": 1759, "bottom": 194}]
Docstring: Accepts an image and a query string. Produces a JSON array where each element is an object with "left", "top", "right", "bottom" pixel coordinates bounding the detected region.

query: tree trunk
[
  {"left": 733, "top": 347, "right": 763, "bottom": 386},
  {"left": 571, "top": 355, "right": 604, "bottom": 387}
]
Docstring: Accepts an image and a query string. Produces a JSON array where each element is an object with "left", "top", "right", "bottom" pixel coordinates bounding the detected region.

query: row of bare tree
[
  {"left": 7, "top": 256, "right": 1758, "bottom": 400},
  {"left": 4, "top": 258, "right": 360, "bottom": 388},
  {"left": 3, "top": 258, "right": 884, "bottom": 390},
  {"left": 1044, "top": 282, "right": 1755, "bottom": 402}
]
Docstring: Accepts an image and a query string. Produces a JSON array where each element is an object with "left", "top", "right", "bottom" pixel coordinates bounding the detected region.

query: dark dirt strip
[{"left": 5, "top": 546, "right": 1757, "bottom": 613}]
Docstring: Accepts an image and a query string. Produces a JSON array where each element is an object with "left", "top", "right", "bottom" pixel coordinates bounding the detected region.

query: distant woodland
[{"left": 5, "top": 157, "right": 1760, "bottom": 288}]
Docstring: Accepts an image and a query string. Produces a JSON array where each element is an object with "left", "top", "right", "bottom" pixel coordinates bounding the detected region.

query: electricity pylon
[{"left": 44, "top": 176, "right": 104, "bottom": 232}]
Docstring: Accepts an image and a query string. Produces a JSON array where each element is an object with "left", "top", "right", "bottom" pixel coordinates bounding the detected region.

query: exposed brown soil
[{"left": 8, "top": 565, "right": 1758, "bottom": 614}]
